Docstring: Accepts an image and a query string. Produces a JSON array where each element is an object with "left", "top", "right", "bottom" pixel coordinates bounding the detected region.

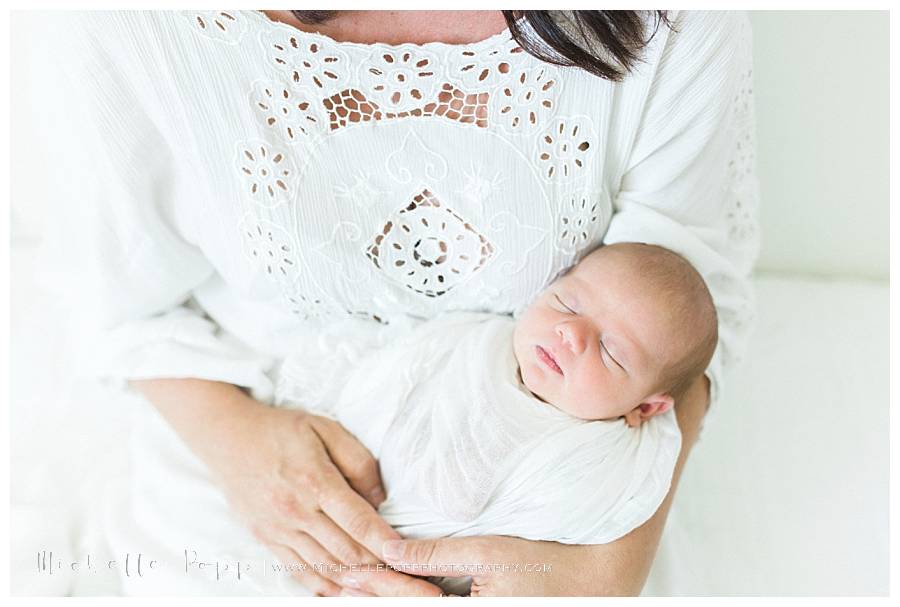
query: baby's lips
[
  {"left": 536, "top": 344, "right": 564, "bottom": 376},
  {"left": 545, "top": 342, "right": 566, "bottom": 375}
]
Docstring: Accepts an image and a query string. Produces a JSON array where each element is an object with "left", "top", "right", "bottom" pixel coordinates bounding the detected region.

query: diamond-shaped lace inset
[{"left": 366, "top": 189, "right": 495, "bottom": 298}]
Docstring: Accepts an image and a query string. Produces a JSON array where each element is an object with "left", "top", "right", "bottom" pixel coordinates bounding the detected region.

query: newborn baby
[
  {"left": 274, "top": 242, "right": 716, "bottom": 591},
  {"left": 513, "top": 241, "right": 718, "bottom": 427}
]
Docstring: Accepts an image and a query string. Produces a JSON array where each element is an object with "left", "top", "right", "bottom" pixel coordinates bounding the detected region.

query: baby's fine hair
[{"left": 582, "top": 242, "right": 718, "bottom": 404}]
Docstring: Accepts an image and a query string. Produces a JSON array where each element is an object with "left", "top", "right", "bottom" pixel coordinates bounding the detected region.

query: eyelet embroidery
[
  {"left": 366, "top": 188, "right": 496, "bottom": 298},
  {"left": 265, "top": 32, "right": 351, "bottom": 94},
  {"left": 359, "top": 47, "right": 441, "bottom": 112},
  {"left": 723, "top": 19, "right": 759, "bottom": 246},
  {"left": 182, "top": 11, "right": 247, "bottom": 44},
  {"left": 493, "top": 65, "right": 561, "bottom": 134},
  {"left": 249, "top": 80, "right": 326, "bottom": 146},
  {"left": 231, "top": 14, "right": 619, "bottom": 325},
  {"left": 285, "top": 290, "right": 333, "bottom": 322},
  {"left": 536, "top": 116, "right": 596, "bottom": 180},
  {"left": 556, "top": 193, "right": 606, "bottom": 253},
  {"left": 453, "top": 41, "right": 524, "bottom": 88},
  {"left": 238, "top": 214, "right": 302, "bottom": 288},
  {"left": 235, "top": 140, "right": 298, "bottom": 209}
]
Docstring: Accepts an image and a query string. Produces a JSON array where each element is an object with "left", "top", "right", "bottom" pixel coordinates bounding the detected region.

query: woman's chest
[{"left": 165, "top": 11, "right": 623, "bottom": 325}]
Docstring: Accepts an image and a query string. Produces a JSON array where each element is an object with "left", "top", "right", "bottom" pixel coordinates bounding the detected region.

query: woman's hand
[
  {"left": 130, "top": 378, "right": 444, "bottom": 597},
  {"left": 356, "top": 373, "right": 711, "bottom": 596}
]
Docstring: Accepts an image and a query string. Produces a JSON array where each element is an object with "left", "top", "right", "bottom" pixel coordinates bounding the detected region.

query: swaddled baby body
[{"left": 274, "top": 242, "right": 717, "bottom": 594}]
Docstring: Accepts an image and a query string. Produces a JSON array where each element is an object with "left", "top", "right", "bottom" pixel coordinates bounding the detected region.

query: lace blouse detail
[
  {"left": 182, "top": 10, "right": 247, "bottom": 45},
  {"left": 57, "top": 11, "right": 759, "bottom": 417},
  {"left": 366, "top": 189, "right": 496, "bottom": 298},
  {"left": 217, "top": 12, "right": 605, "bottom": 323},
  {"left": 725, "top": 60, "right": 759, "bottom": 246},
  {"left": 250, "top": 81, "right": 324, "bottom": 146},
  {"left": 235, "top": 140, "right": 298, "bottom": 208}
]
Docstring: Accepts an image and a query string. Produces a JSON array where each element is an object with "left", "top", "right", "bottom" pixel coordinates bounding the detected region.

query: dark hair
[
  {"left": 290, "top": 11, "right": 671, "bottom": 81},
  {"left": 501, "top": 11, "right": 671, "bottom": 81}
]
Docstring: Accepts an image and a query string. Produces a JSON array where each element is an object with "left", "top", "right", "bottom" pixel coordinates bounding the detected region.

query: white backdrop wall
[{"left": 749, "top": 11, "right": 889, "bottom": 280}]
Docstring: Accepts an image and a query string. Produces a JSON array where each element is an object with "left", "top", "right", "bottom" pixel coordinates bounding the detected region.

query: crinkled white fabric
[
  {"left": 276, "top": 312, "right": 681, "bottom": 545},
  {"left": 38, "top": 10, "right": 759, "bottom": 428}
]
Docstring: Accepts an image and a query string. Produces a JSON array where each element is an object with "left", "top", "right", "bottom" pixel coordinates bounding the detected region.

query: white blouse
[{"left": 39, "top": 10, "right": 759, "bottom": 432}]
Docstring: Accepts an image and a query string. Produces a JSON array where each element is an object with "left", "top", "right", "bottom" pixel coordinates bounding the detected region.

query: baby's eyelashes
[{"left": 554, "top": 293, "right": 575, "bottom": 313}]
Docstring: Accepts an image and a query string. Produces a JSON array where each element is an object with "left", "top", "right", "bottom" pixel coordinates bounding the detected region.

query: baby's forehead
[{"left": 568, "top": 247, "right": 639, "bottom": 281}]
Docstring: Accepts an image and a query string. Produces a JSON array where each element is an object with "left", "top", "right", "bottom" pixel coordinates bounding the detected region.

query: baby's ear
[{"left": 625, "top": 393, "right": 674, "bottom": 427}]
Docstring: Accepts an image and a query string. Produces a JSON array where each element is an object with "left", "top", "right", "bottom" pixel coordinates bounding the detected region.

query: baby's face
[{"left": 513, "top": 251, "right": 676, "bottom": 421}]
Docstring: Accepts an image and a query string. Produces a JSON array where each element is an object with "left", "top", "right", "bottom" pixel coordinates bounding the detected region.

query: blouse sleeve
[
  {"left": 602, "top": 11, "right": 761, "bottom": 430},
  {"left": 36, "top": 13, "right": 276, "bottom": 401}
]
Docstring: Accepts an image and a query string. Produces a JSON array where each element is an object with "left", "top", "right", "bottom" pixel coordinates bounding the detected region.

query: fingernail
[
  {"left": 382, "top": 540, "right": 404, "bottom": 561},
  {"left": 367, "top": 487, "right": 386, "bottom": 503},
  {"left": 343, "top": 576, "right": 360, "bottom": 589}
]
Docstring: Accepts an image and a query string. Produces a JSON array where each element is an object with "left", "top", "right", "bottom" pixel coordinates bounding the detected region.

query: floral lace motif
[
  {"left": 238, "top": 214, "right": 301, "bottom": 288},
  {"left": 556, "top": 193, "right": 607, "bottom": 254},
  {"left": 360, "top": 48, "right": 441, "bottom": 112},
  {"left": 493, "top": 65, "right": 561, "bottom": 134},
  {"left": 266, "top": 33, "right": 351, "bottom": 94},
  {"left": 182, "top": 11, "right": 247, "bottom": 44},
  {"left": 453, "top": 43, "right": 524, "bottom": 88},
  {"left": 250, "top": 80, "right": 326, "bottom": 145},
  {"left": 537, "top": 117, "right": 596, "bottom": 180},
  {"left": 235, "top": 140, "right": 298, "bottom": 208}
]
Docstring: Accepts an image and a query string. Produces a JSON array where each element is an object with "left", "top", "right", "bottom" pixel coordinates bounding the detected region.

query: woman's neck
[{"left": 261, "top": 10, "right": 508, "bottom": 46}]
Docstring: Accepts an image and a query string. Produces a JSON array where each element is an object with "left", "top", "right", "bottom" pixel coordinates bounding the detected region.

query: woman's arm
[
  {"left": 130, "top": 376, "right": 445, "bottom": 597},
  {"left": 568, "top": 373, "right": 709, "bottom": 596},
  {"left": 372, "top": 373, "right": 708, "bottom": 596}
]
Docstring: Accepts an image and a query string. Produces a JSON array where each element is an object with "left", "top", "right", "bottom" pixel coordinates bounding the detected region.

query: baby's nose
[{"left": 556, "top": 322, "right": 587, "bottom": 353}]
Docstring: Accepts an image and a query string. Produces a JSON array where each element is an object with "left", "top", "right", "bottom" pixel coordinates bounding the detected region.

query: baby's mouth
[{"left": 535, "top": 345, "right": 564, "bottom": 376}]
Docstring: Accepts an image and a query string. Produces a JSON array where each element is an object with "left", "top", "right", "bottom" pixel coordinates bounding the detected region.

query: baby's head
[{"left": 513, "top": 243, "right": 717, "bottom": 427}]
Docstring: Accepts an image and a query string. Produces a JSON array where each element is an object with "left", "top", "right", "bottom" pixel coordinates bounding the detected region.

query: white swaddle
[{"left": 275, "top": 311, "right": 682, "bottom": 551}]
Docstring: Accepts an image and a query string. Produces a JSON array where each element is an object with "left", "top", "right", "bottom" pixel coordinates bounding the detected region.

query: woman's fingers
[
  {"left": 381, "top": 536, "right": 496, "bottom": 578},
  {"left": 310, "top": 416, "right": 387, "bottom": 507},
  {"left": 265, "top": 541, "right": 342, "bottom": 597},
  {"left": 307, "top": 510, "right": 381, "bottom": 565},
  {"left": 279, "top": 529, "right": 360, "bottom": 589},
  {"left": 279, "top": 511, "right": 442, "bottom": 597},
  {"left": 346, "top": 568, "right": 446, "bottom": 597},
  {"left": 315, "top": 464, "right": 403, "bottom": 556}
]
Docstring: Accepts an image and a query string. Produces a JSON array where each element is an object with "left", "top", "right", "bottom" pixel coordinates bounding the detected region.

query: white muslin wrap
[{"left": 275, "top": 311, "right": 682, "bottom": 550}]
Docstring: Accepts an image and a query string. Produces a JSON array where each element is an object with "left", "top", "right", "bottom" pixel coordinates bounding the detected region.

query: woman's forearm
[
  {"left": 127, "top": 377, "right": 437, "bottom": 596},
  {"left": 373, "top": 374, "right": 711, "bottom": 597},
  {"left": 128, "top": 377, "right": 268, "bottom": 469},
  {"left": 579, "top": 373, "right": 710, "bottom": 595}
]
